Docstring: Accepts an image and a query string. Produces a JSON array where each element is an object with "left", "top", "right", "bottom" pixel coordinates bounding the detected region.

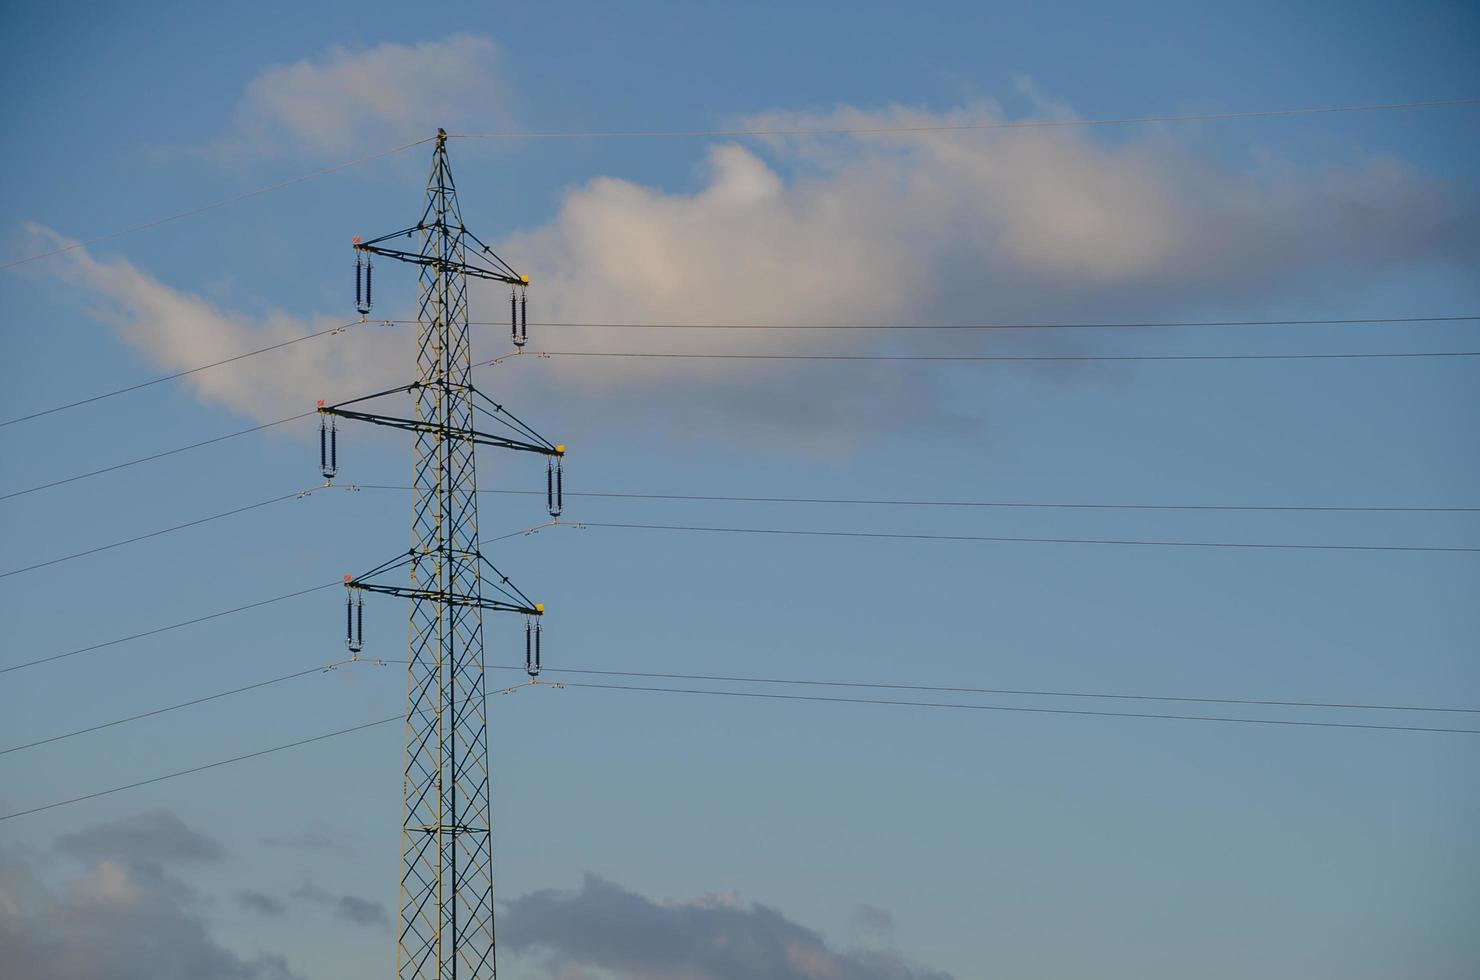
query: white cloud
[
  {"left": 504, "top": 101, "right": 1473, "bottom": 331},
  {"left": 220, "top": 35, "right": 505, "bottom": 157},
  {"left": 40, "top": 98, "right": 1478, "bottom": 450},
  {"left": 29, "top": 223, "right": 408, "bottom": 422}
]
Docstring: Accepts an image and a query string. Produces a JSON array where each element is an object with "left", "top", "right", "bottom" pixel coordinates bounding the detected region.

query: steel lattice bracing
[
  {"left": 401, "top": 135, "right": 494, "bottom": 980},
  {"left": 320, "top": 129, "right": 563, "bottom": 980}
]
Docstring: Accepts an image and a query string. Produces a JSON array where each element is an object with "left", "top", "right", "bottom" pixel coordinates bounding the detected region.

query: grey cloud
[
  {"left": 260, "top": 828, "right": 352, "bottom": 853},
  {"left": 336, "top": 893, "right": 391, "bottom": 927},
  {"left": 851, "top": 903, "right": 895, "bottom": 939},
  {"left": 54, "top": 808, "right": 225, "bottom": 869},
  {"left": 1, "top": 814, "right": 300, "bottom": 980},
  {"left": 502, "top": 873, "right": 953, "bottom": 980},
  {"left": 237, "top": 890, "right": 288, "bottom": 918},
  {"left": 293, "top": 879, "right": 391, "bottom": 928}
]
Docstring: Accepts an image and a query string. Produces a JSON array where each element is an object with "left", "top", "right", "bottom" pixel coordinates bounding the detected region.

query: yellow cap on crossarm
[{"left": 534, "top": 603, "right": 545, "bottom": 614}]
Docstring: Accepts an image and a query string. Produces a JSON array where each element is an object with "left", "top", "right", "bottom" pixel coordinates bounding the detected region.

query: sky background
[{"left": 1, "top": 2, "right": 1478, "bottom": 978}]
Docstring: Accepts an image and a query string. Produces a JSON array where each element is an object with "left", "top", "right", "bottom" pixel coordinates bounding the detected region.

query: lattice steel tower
[{"left": 318, "top": 129, "right": 565, "bottom": 980}]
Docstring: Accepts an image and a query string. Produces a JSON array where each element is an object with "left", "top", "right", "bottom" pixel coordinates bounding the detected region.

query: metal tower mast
[{"left": 318, "top": 129, "right": 565, "bottom": 980}]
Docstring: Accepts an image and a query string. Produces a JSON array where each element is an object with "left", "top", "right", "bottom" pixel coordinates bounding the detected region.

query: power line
[
  {"left": 7, "top": 651, "right": 1478, "bottom": 762},
  {"left": 580, "top": 520, "right": 1480, "bottom": 554},
  {"left": 497, "top": 315, "right": 1480, "bottom": 331},
  {"left": 356, "top": 485, "right": 1474, "bottom": 515},
  {"left": 537, "top": 666, "right": 1480, "bottom": 715},
  {"left": 556, "top": 681, "right": 1480, "bottom": 734},
  {"left": 0, "top": 713, "right": 401, "bottom": 821},
  {"left": 0, "top": 526, "right": 538, "bottom": 677},
  {"left": 0, "top": 137, "right": 437, "bottom": 272},
  {"left": 4, "top": 96, "right": 1474, "bottom": 276},
  {"left": 5, "top": 315, "right": 1475, "bottom": 438},
  {"left": 0, "top": 322, "right": 361, "bottom": 428},
  {"left": 0, "top": 582, "right": 336, "bottom": 675},
  {"left": 0, "top": 490, "right": 308, "bottom": 580},
  {"left": 537, "top": 489, "right": 1472, "bottom": 514},
  {"left": 0, "top": 664, "right": 328, "bottom": 756},
  {"left": 447, "top": 97, "right": 1480, "bottom": 140},
  {"left": 0, "top": 411, "right": 313, "bottom": 502},
  {"left": 7, "top": 339, "right": 1464, "bottom": 505},
  {"left": 6, "top": 673, "right": 1479, "bottom": 821},
  {"left": 7, "top": 481, "right": 1471, "bottom": 587},
  {"left": 492, "top": 349, "right": 1480, "bottom": 365}
]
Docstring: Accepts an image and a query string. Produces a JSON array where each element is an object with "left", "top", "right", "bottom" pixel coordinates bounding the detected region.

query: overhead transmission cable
[
  {"left": 2, "top": 314, "right": 1475, "bottom": 434},
  {"left": 6, "top": 653, "right": 1480, "bottom": 762},
  {"left": 0, "top": 714, "right": 403, "bottom": 821},
  {"left": 578, "top": 520, "right": 1480, "bottom": 554},
  {"left": 0, "top": 664, "right": 330, "bottom": 756},
  {"left": 6, "top": 677, "right": 1480, "bottom": 822},
  {"left": 2, "top": 491, "right": 1474, "bottom": 589},
  {"left": 0, "top": 489, "right": 318, "bottom": 579},
  {"left": 4, "top": 502, "right": 1476, "bottom": 680},
  {"left": 0, "top": 527, "right": 540, "bottom": 676},
  {"left": 0, "top": 321, "right": 363, "bottom": 428},
  {"left": 520, "top": 665, "right": 1480, "bottom": 715},
  {"left": 0, "top": 583, "right": 338, "bottom": 675},
  {"left": 357, "top": 484, "right": 1479, "bottom": 515},
  {"left": 0, "top": 411, "right": 313, "bottom": 502},
  {"left": 0, "top": 137, "right": 437, "bottom": 272},
  {"left": 556, "top": 681, "right": 1480, "bottom": 734},
  {"left": 489, "top": 348, "right": 1480, "bottom": 366},
  {"left": 446, "top": 97, "right": 1480, "bottom": 140},
  {"left": 484, "top": 315, "right": 1480, "bottom": 331},
  {"left": 5, "top": 97, "right": 1474, "bottom": 273}
]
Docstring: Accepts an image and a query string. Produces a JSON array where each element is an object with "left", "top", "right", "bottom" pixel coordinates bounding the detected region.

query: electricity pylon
[{"left": 317, "top": 128, "right": 565, "bottom": 980}]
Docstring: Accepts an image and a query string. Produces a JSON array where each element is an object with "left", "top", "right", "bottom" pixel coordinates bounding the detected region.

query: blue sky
[{"left": 1, "top": 2, "right": 1478, "bottom": 978}]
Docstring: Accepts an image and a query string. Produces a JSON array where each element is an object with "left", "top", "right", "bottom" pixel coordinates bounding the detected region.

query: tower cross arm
[
  {"left": 320, "top": 404, "right": 562, "bottom": 456},
  {"left": 347, "top": 580, "right": 542, "bottom": 616},
  {"left": 352, "top": 242, "right": 527, "bottom": 286}
]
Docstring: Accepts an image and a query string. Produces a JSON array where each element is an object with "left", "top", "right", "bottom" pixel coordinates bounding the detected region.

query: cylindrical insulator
[
  {"left": 321, "top": 419, "right": 338, "bottom": 479},
  {"left": 546, "top": 460, "right": 554, "bottom": 513},
  {"left": 520, "top": 289, "right": 528, "bottom": 344},
  {"left": 524, "top": 621, "right": 533, "bottom": 674},
  {"left": 510, "top": 290, "right": 518, "bottom": 342},
  {"left": 345, "top": 594, "right": 354, "bottom": 645},
  {"left": 355, "top": 255, "right": 363, "bottom": 310},
  {"left": 556, "top": 459, "right": 563, "bottom": 512},
  {"left": 364, "top": 259, "right": 372, "bottom": 309},
  {"left": 356, "top": 596, "right": 363, "bottom": 646},
  {"left": 534, "top": 622, "right": 542, "bottom": 673}
]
